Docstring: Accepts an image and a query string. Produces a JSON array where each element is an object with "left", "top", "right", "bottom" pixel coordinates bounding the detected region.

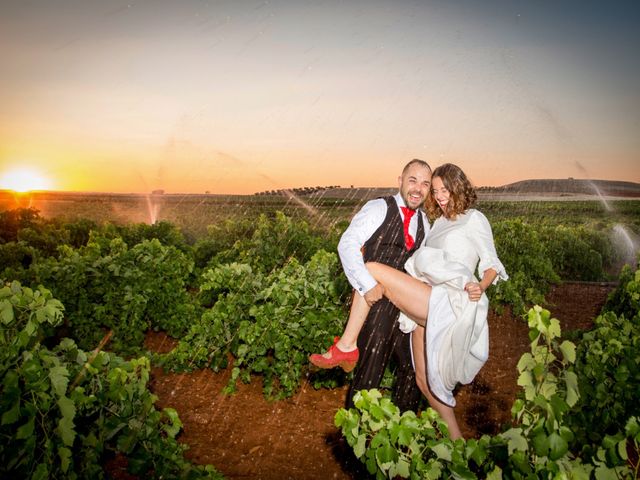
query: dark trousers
[{"left": 346, "top": 296, "right": 422, "bottom": 413}]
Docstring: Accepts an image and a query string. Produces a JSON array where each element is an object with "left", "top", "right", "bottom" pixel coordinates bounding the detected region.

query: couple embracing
[{"left": 310, "top": 160, "right": 508, "bottom": 440}]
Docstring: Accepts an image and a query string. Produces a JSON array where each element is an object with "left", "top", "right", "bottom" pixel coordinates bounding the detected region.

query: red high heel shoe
[{"left": 309, "top": 337, "right": 359, "bottom": 372}]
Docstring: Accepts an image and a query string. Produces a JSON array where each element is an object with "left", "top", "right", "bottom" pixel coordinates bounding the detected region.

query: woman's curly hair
[{"left": 425, "top": 163, "right": 477, "bottom": 221}]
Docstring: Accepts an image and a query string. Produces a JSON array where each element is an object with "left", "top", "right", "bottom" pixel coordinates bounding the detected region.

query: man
[{"left": 313, "top": 159, "right": 432, "bottom": 412}]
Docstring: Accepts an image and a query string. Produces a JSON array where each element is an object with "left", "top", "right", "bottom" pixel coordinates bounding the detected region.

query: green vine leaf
[
  {"left": 564, "top": 371, "right": 579, "bottom": 407},
  {"left": 559, "top": 340, "right": 576, "bottom": 364},
  {"left": 431, "top": 442, "right": 452, "bottom": 461},
  {"left": 16, "top": 416, "right": 35, "bottom": 439},
  {"left": 354, "top": 433, "right": 367, "bottom": 458},
  {"left": 57, "top": 396, "right": 76, "bottom": 446},
  {"left": 547, "top": 432, "right": 568, "bottom": 460},
  {"left": 390, "top": 458, "right": 410, "bottom": 478},
  {"left": 31, "top": 463, "right": 49, "bottom": 480},
  {"left": 1, "top": 401, "right": 21, "bottom": 426},
  {"left": 500, "top": 428, "right": 528, "bottom": 455},
  {"left": 0, "top": 299, "right": 14, "bottom": 324},
  {"left": 486, "top": 465, "right": 503, "bottom": 479},
  {"left": 58, "top": 446, "right": 72, "bottom": 473},
  {"left": 49, "top": 365, "right": 70, "bottom": 397}
]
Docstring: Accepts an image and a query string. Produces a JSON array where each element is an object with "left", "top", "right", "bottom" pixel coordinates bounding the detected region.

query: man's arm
[{"left": 337, "top": 198, "right": 387, "bottom": 298}]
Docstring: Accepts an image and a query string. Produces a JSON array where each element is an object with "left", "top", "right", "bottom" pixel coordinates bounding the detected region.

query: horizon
[
  {"left": 1, "top": 176, "right": 639, "bottom": 197},
  {"left": 1, "top": 1, "right": 639, "bottom": 194}
]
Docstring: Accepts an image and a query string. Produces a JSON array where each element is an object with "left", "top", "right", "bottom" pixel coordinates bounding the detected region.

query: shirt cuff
[{"left": 358, "top": 274, "right": 379, "bottom": 296}]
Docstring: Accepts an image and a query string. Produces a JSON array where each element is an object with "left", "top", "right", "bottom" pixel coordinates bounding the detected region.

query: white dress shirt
[{"left": 337, "top": 192, "right": 429, "bottom": 296}]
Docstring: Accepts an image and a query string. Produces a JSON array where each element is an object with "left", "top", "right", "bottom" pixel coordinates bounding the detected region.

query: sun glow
[{"left": 0, "top": 167, "right": 53, "bottom": 192}]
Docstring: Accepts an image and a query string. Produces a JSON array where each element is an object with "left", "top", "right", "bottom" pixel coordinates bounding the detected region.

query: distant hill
[
  {"left": 300, "top": 178, "right": 640, "bottom": 200},
  {"left": 486, "top": 179, "right": 640, "bottom": 197}
]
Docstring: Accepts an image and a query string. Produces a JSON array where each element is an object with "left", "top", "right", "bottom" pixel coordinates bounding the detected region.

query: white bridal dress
[{"left": 398, "top": 209, "right": 508, "bottom": 407}]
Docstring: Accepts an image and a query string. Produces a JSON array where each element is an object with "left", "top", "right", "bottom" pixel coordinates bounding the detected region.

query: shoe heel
[{"left": 340, "top": 361, "right": 356, "bottom": 373}]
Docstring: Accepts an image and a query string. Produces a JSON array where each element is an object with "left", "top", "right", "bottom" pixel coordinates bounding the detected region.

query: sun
[{"left": 0, "top": 167, "right": 54, "bottom": 193}]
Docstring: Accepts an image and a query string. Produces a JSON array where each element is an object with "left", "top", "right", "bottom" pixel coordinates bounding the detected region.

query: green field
[
  {"left": 1, "top": 191, "right": 639, "bottom": 479},
  {"left": 2, "top": 190, "right": 639, "bottom": 238}
]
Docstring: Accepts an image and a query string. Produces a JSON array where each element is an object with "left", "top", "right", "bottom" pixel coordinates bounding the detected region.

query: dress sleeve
[{"left": 467, "top": 210, "right": 508, "bottom": 284}]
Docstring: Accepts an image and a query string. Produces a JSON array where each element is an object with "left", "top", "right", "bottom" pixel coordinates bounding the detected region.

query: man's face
[{"left": 398, "top": 163, "right": 432, "bottom": 210}]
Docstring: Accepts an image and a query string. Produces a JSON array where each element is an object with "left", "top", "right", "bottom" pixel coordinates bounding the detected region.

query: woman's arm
[
  {"left": 467, "top": 210, "right": 509, "bottom": 285},
  {"left": 464, "top": 267, "right": 497, "bottom": 302}
]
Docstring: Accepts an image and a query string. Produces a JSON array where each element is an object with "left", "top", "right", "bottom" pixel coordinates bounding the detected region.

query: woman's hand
[
  {"left": 464, "top": 282, "right": 483, "bottom": 302},
  {"left": 364, "top": 283, "right": 385, "bottom": 307}
]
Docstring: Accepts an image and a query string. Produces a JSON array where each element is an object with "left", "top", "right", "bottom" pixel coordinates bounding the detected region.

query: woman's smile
[{"left": 431, "top": 176, "right": 450, "bottom": 213}]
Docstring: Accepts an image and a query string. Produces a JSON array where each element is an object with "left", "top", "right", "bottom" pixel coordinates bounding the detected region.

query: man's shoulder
[
  {"left": 359, "top": 196, "right": 391, "bottom": 213},
  {"left": 367, "top": 194, "right": 395, "bottom": 203}
]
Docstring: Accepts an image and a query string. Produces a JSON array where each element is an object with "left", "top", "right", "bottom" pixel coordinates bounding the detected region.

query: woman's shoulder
[
  {"left": 464, "top": 208, "right": 493, "bottom": 230},
  {"left": 467, "top": 208, "right": 486, "bottom": 220},
  {"left": 438, "top": 209, "right": 487, "bottom": 227},
  {"left": 457, "top": 208, "right": 484, "bottom": 222}
]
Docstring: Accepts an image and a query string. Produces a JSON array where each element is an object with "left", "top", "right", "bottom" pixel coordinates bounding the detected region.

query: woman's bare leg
[
  {"left": 339, "top": 262, "right": 464, "bottom": 439},
  {"left": 314, "top": 261, "right": 464, "bottom": 438},
  {"left": 334, "top": 262, "right": 431, "bottom": 351},
  {"left": 365, "top": 262, "right": 431, "bottom": 324},
  {"left": 411, "top": 326, "right": 463, "bottom": 440},
  {"left": 363, "top": 262, "right": 463, "bottom": 439}
]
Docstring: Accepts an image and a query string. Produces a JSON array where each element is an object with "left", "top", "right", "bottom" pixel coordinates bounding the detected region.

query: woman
[{"left": 310, "top": 163, "right": 508, "bottom": 439}]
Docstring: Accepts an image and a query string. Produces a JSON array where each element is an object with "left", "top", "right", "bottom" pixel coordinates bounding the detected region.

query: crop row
[
  {"left": 0, "top": 206, "right": 638, "bottom": 478},
  {"left": 335, "top": 265, "right": 640, "bottom": 478}
]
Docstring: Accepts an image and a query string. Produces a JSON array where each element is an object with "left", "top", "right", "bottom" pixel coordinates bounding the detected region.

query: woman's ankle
[{"left": 336, "top": 338, "right": 357, "bottom": 352}]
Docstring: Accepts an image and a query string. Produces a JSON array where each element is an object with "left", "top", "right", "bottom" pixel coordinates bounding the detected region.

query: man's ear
[{"left": 397, "top": 175, "right": 402, "bottom": 188}]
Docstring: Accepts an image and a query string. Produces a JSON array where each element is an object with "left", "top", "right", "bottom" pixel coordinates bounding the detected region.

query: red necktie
[{"left": 400, "top": 207, "right": 415, "bottom": 250}]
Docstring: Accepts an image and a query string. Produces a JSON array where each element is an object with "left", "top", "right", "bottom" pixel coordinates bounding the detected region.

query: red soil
[{"left": 124, "top": 282, "right": 611, "bottom": 480}]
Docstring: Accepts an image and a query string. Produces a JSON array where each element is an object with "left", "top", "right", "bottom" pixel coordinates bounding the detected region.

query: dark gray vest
[{"left": 362, "top": 196, "right": 425, "bottom": 269}]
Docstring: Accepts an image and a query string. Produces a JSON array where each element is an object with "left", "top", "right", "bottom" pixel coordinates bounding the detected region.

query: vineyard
[{"left": 1, "top": 199, "right": 639, "bottom": 479}]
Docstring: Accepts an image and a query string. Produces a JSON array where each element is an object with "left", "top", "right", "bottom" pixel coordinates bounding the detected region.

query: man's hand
[
  {"left": 464, "top": 282, "right": 483, "bottom": 302},
  {"left": 364, "top": 283, "right": 385, "bottom": 307}
]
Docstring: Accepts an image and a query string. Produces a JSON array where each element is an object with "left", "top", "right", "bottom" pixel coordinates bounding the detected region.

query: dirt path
[{"left": 139, "top": 282, "right": 612, "bottom": 480}]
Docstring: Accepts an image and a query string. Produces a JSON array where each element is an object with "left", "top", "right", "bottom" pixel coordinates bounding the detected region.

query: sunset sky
[{"left": 1, "top": 0, "right": 639, "bottom": 194}]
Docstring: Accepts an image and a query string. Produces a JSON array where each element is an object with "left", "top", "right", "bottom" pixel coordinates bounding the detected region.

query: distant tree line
[{"left": 254, "top": 185, "right": 341, "bottom": 196}]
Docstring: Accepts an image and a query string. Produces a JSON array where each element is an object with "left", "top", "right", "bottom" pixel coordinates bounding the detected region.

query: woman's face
[{"left": 431, "top": 176, "right": 450, "bottom": 214}]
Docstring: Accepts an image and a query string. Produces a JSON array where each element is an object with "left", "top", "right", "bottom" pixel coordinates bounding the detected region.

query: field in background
[
  {"left": 2, "top": 189, "right": 640, "bottom": 238},
  {"left": 2, "top": 187, "right": 639, "bottom": 479}
]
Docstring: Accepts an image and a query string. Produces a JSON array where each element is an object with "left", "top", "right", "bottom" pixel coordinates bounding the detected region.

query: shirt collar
[{"left": 394, "top": 192, "right": 407, "bottom": 209}]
